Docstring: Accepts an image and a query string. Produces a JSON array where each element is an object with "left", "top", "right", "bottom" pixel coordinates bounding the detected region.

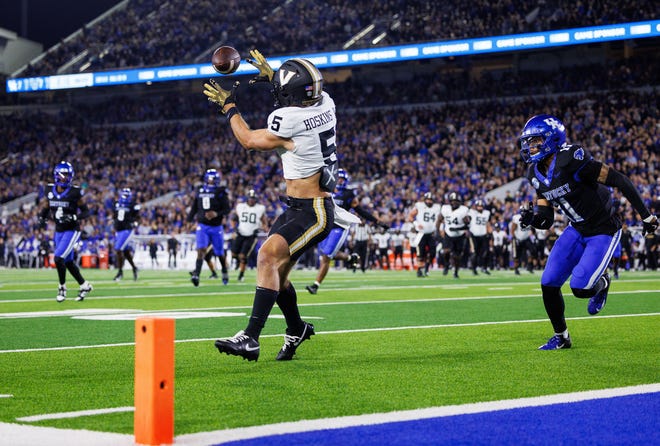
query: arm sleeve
[
  {"left": 605, "top": 168, "right": 651, "bottom": 220},
  {"left": 353, "top": 205, "right": 378, "bottom": 223},
  {"left": 187, "top": 198, "right": 197, "bottom": 223},
  {"left": 78, "top": 202, "right": 91, "bottom": 220}
]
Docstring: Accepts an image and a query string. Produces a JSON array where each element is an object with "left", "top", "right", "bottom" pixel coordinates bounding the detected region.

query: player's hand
[
  {"left": 642, "top": 215, "right": 658, "bottom": 236},
  {"left": 246, "top": 49, "right": 274, "bottom": 84},
  {"left": 59, "top": 214, "right": 77, "bottom": 224},
  {"left": 378, "top": 222, "right": 389, "bottom": 230},
  {"left": 520, "top": 203, "right": 534, "bottom": 228},
  {"left": 203, "top": 79, "right": 239, "bottom": 113},
  {"left": 204, "top": 210, "right": 218, "bottom": 220},
  {"left": 38, "top": 217, "right": 48, "bottom": 229}
]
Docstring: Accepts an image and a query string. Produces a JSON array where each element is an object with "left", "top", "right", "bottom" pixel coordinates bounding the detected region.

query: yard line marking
[
  {"left": 176, "top": 384, "right": 660, "bottom": 445},
  {"left": 16, "top": 406, "right": 134, "bottom": 422},
  {"left": 1, "top": 312, "right": 657, "bottom": 354},
  {"left": 0, "top": 394, "right": 13, "bottom": 398}
]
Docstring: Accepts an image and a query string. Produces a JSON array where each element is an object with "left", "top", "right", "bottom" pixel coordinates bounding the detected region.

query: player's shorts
[
  {"left": 113, "top": 229, "right": 134, "bottom": 251},
  {"left": 232, "top": 234, "right": 258, "bottom": 258},
  {"left": 196, "top": 223, "right": 225, "bottom": 256},
  {"left": 54, "top": 230, "right": 81, "bottom": 262},
  {"left": 317, "top": 227, "right": 349, "bottom": 259},
  {"left": 542, "top": 225, "right": 621, "bottom": 290},
  {"left": 270, "top": 196, "right": 334, "bottom": 261},
  {"left": 417, "top": 232, "right": 436, "bottom": 257},
  {"left": 445, "top": 234, "right": 467, "bottom": 254}
]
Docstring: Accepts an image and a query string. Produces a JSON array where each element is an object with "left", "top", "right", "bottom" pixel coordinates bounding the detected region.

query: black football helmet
[
  {"left": 448, "top": 192, "right": 461, "bottom": 209},
  {"left": 271, "top": 59, "right": 323, "bottom": 107},
  {"left": 247, "top": 189, "right": 257, "bottom": 203}
]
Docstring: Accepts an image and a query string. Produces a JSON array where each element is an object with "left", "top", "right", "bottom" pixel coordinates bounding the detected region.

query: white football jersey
[
  {"left": 236, "top": 202, "right": 266, "bottom": 237},
  {"left": 492, "top": 229, "right": 507, "bottom": 247},
  {"left": 511, "top": 214, "right": 532, "bottom": 240},
  {"left": 267, "top": 91, "right": 337, "bottom": 180},
  {"left": 441, "top": 204, "right": 469, "bottom": 238},
  {"left": 373, "top": 232, "right": 391, "bottom": 249},
  {"left": 413, "top": 202, "right": 441, "bottom": 234},
  {"left": 468, "top": 208, "right": 491, "bottom": 237}
]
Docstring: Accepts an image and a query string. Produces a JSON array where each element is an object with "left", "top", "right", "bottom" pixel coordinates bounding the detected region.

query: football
[{"left": 211, "top": 46, "right": 241, "bottom": 75}]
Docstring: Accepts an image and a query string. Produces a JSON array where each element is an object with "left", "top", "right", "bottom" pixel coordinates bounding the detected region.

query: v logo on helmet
[{"left": 278, "top": 69, "right": 296, "bottom": 86}]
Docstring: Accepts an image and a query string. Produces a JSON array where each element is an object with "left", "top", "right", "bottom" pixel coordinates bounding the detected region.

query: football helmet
[
  {"left": 247, "top": 189, "right": 257, "bottom": 202},
  {"left": 203, "top": 169, "right": 220, "bottom": 191},
  {"left": 53, "top": 161, "right": 74, "bottom": 187},
  {"left": 448, "top": 192, "right": 461, "bottom": 209},
  {"left": 519, "top": 114, "right": 567, "bottom": 164},
  {"left": 474, "top": 199, "right": 484, "bottom": 209},
  {"left": 271, "top": 59, "right": 323, "bottom": 107},
  {"left": 337, "top": 168, "right": 350, "bottom": 191},
  {"left": 119, "top": 188, "right": 132, "bottom": 206}
]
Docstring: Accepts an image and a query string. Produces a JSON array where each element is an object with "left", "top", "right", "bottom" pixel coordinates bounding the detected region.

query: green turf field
[{"left": 0, "top": 267, "right": 658, "bottom": 436}]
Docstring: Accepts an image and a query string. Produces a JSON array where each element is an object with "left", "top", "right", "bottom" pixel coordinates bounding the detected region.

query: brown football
[{"left": 211, "top": 46, "right": 241, "bottom": 75}]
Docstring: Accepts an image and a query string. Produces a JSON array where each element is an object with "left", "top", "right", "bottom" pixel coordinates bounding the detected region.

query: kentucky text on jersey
[
  {"left": 541, "top": 183, "right": 572, "bottom": 201},
  {"left": 303, "top": 109, "right": 335, "bottom": 131},
  {"left": 49, "top": 201, "right": 71, "bottom": 207}
]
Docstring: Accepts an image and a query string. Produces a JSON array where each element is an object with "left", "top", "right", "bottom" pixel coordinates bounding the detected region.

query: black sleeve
[
  {"left": 187, "top": 196, "right": 198, "bottom": 222},
  {"left": 353, "top": 205, "right": 378, "bottom": 223},
  {"left": 78, "top": 202, "right": 91, "bottom": 220},
  {"left": 605, "top": 167, "right": 651, "bottom": 220},
  {"left": 218, "top": 191, "right": 231, "bottom": 217}
]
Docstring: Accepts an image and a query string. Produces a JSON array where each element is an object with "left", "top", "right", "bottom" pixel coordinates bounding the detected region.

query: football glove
[
  {"left": 245, "top": 49, "right": 274, "bottom": 84},
  {"left": 203, "top": 79, "right": 239, "bottom": 113},
  {"left": 520, "top": 203, "right": 534, "bottom": 229},
  {"left": 642, "top": 215, "right": 658, "bottom": 236},
  {"left": 59, "top": 214, "right": 77, "bottom": 224},
  {"left": 38, "top": 217, "right": 48, "bottom": 229}
]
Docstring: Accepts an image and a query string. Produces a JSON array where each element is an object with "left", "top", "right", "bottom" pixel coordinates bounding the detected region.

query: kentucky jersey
[
  {"left": 46, "top": 184, "right": 84, "bottom": 232},
  {"left": 526, "top": 144, "right": 619, "bottom": 236},
  {"left": 114, "top": 201, "right": 141, "bottom": 231},
  {"left": 414, "top": 202, "right": 441, "bottom": 234},
  {"left": 236, "top": 202, "right": 266, "bottom": 237},
  {"left": 441, "top": 204, "right": 469, "bottom": 238},
  {"left": 267, "top": 91, "right": 337, "bottom": 180},
  {"left": 188, "top": 187, "right": 230, "bottom": 226}
]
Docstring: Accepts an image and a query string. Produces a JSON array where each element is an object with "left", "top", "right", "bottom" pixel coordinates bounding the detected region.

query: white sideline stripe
[
  {"left": 16, "top": 406, "right": 134, "bottom": 422},
  {"left": 1, "top": 384, "right": 657, "bottom": 446},
  {"left": 0, "top": 394, "right": 13, "bottom": 398},
  {"left": 1, "top": 312, "right": 658, "bottom": 354},
  {"left": 177, "top": 384, "right": 660, "bottom": 445}
]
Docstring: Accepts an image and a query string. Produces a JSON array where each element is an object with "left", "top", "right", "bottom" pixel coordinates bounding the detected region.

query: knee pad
[{"left": 571, "top": 287, "right": 593, "bottom": 299}]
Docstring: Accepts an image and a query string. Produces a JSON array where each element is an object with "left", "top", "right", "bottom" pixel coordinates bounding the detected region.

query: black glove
[
  {"left": 520, "top": 204, "right": 534, "bottom": 229},
  {"left": 203, "top": 79, "right": 240, "bottom": 113},
  {"left": 59, "top": 214, "right": 77, "bottom": 224},
  {"left": 642, "top": 215, "right": 658, "bottom": 236},
  {"left": 38, "top": 217, "right": 48, "bottom": 229}
]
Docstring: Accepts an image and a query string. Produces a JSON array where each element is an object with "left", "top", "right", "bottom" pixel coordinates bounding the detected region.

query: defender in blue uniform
[
  {"left": 306, "top": 169, "right": 388, "bottom": 294},
  {"left": 113, "top": 188, "right": 140, "bottom": 281},
  {"left": 187, "top": 168, "right": 231, "bottom": 286},
  {"left": 38, "top": 161, "right": 93, "bottom": 302},
  {"left": 518, "top": 114, "right": 658, "bottom": 350}
]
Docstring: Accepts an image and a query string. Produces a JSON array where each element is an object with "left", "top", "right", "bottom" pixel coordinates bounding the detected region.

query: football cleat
[
  {"left": 56, "top": 285, "right": 67, "bottom": 302},
  {"left": 76, "top": 282, "right": 93, "bottom": 302},
  {"left": 214, "top": 331, "right": 260, "bottom": 361},
  {"left": 348, "top": 253, "right": 360, "bottom": 273},
  {"left": 588, "top": 273, "right": 610, "bottom": 315},
  {"left": 276, "top": 321, "right": 315, "bottom": 361},
  {"left": 417, "top": 268, "right": 425, "bottom": 278},
  {"left": 237, "top": 272, "right": 245, "bottom": 282},
  {"left": 113, "top": 271, "right": 123, "bottom": 282},
  {"left": 538, "top": 334, "right": 572, "bottom": 350},
  {"left": 306, "top": 284, "right": 318, "bottom": 295},
  {"left": 209, "top": 271, "right": 219, "bottom": 279},
  {"left": 481, "top": 269, "right": 491, "bottom": 275},
  {"left": 133, "top": 268, "right": 139, "bottom": 281},
  {"left": 191, "top": 274, "right": 200, "bottom": 287},
  {"left": 222, "top": 271, "right": 229, "bottom": 285}
]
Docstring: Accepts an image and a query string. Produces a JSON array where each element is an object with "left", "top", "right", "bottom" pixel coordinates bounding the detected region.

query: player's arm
[
  {"left": 187, "top": 196, "right": 198, "bottom": 223},
  {"left": 351, "top": 198, "right": 381, "bottom": 226},
  {"left": 37, "top": 198, "right": 50, "bottom": 228},
  {"left": 229, "top": 117, "right": 295, "bottom": 152},
  {"left": 520, "top": 199, "right": 554, "bottom": 230},
  {"left": 77, "top": 197, "right": 90, "bottom": 220}
]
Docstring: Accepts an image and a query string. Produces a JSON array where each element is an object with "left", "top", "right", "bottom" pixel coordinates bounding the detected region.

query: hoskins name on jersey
[{"left": 303, "top": 109, "right": 335, "bottom": 131}]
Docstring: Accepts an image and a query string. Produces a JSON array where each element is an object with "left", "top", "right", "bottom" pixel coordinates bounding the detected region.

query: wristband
[{"left": 225, "top": 107, "right": 240, "bottom": 122}]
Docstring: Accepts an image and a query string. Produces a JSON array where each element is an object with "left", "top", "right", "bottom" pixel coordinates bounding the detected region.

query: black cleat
[
  {"left": 209, "top": 271, "right": 219, "bottom": 279},
  {"left": 276, "top": 322, "right": 315, "bottom": 361},
  {"left": 306, "top": 284, "right": 318, "bottom": 295},
  {"left": 191, "top": 274, "right": 200, "bottom": 287},
  {"left": 76, "top": 282, "right": 93, "bottom": 301},
  {"left": 214, "top": 331, "right": 260, "bottom": 361},
  {"left": 133, "top": 268, "right": 138, "bottom": 281},
  {"left": 113, "top": 271, "right": 123, "bottom": 282}
]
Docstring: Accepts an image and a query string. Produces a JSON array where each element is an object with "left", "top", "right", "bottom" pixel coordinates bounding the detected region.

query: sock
[
  {"left": 66, "top": 261, "right": 85, "bottom": 285},
  {"left": 55, "top": 257, "right": 67, "bottom": 284},
  {"left": 541, "top": 285, "right": 567, "bottom": 334},
  {"left": 558, "top": 329, "right": 569, "bottom": 338},
  {"left": 314, "top": 281, "right": 320, "bottom": 287},
  {"left": 276, "top": 282, "right": 304, "bottom": 334},
  {"left": 194, "top": 258, "right": 203, "bottom": 275},
  {"left": 244, "top": 287, "right": 279, "bottom": 340}
]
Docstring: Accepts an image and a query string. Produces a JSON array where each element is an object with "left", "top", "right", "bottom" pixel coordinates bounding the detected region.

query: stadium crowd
[{"left": 16, "top": 0, "right": 656, "bottom": 77}]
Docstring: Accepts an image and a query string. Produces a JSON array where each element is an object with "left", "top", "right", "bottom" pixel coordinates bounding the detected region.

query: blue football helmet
[
  {"left": 119, "top": 188, "right": 132, "bottom": 206},
  {"left": 519, "top": 114, "right": 567, "bottom": 164},
  {"left": 203, "top": 169, "right": 220, "bottom": 191},
  {"left": 53, "top": 161, "right": 74, "bottom": 187},
  {"left": 337, "top": 168, "right": 350, "bottom": 191}
]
